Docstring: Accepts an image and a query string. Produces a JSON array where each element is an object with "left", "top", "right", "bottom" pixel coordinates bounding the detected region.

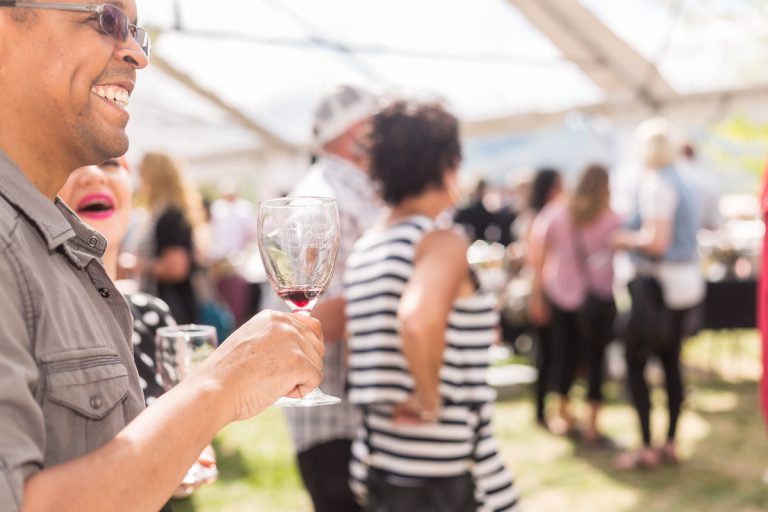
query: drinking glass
[
  {"left": 155, "top": 324, "right": 220, "bottom": 491},
  {"left": 258, "top": 196, "right": 341, "bottom": 407},
  {"left": 155, "top": 324, "right": 218, "bottom": 389}
]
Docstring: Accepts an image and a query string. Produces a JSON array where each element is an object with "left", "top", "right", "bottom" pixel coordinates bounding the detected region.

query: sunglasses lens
[
  {"left": 101, "top": 4, "right": 129, "bottom": 41},
  {"left": 134, "top": 28, "right": 151, "bottom": 58}
]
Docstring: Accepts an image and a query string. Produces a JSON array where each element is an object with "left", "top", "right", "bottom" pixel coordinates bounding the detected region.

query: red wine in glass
[
  {"left": 258, "top": 196, "right": 341, "bottom": 407},
  {"left": 277, "top": 286, "right": 323, "bottom": 313}
]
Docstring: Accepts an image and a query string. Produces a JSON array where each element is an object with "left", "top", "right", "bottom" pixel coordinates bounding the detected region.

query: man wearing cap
[
  {"left": 0, "top": 2, "right": 324, "bottom": 510},
  {"left": 285, "top": 84, "right": 382, "bottom": 512}
]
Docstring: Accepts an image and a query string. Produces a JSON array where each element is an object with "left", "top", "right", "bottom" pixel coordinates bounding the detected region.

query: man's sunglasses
[{"left": 0, "top": 2, "right": 151, "bottom": 57}]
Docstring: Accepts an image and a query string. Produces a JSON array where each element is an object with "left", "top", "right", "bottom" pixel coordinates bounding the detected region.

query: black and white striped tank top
[{"left": 344, "top": 215, "right": 519, "bottom": 511}]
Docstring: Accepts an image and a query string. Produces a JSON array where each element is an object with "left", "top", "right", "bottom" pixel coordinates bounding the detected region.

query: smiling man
[{"left": 0, "top": 2, "right": 326, "bottom": 511}]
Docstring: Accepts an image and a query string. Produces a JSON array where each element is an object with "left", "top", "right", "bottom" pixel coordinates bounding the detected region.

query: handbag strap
[{"left": 570, "top": 223, "right": 590, "bottom": 280}]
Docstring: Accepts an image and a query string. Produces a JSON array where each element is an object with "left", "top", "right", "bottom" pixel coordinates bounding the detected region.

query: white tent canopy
[{"left": 127, "top": 0, "right": 768, "bottom": 194}]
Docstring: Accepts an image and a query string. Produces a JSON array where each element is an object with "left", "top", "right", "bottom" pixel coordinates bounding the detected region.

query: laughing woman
[{"left": 345, "top": 100, "right": 518, "bottom": 512}]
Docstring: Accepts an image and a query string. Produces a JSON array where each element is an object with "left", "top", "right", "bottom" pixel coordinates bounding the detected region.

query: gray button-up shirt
[{"left": 0, "top": 151, "right": 145, "bottom": 509}]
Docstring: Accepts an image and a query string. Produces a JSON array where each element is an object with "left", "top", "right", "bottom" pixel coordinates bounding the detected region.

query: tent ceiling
[
  {"left": 508, "top": 0, "right": 676, "bottom": 104},
  {"left": 129, "top": 0, "right": 768, "bottom": 162}
]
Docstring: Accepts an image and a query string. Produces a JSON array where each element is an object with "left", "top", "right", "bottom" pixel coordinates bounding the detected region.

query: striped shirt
[{"left": 344, "top": 216, "right": 519, "bottom": 512}]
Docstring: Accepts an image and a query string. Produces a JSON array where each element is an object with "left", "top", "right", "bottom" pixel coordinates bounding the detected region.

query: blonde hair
[
  {"left": 569, "top": 164, "right": 610, "bottom": 228},
  {"left": 635, "top": 117, "right": 676, "bottom": 170},
  {"left": 139, "top": 152, "right": 204, "bottom": 228}
]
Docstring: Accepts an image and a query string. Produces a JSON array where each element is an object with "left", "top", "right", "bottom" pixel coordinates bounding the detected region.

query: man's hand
[{"left": 189, "top": 310, "right": 325, "bottom": 422}]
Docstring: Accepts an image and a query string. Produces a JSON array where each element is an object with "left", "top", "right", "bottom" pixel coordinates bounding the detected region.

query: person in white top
[
  {"left": 208, "top": 178, "right": 256, "bottom": 326},
  {"left": 286, "top": 84, "right": 383, "bottom": 512},
  {"left": 613, "top": 118, "right": 703, "bottom": 469},
  {"left": 209, "top": 177, "right": 256, "bottom": 261}
]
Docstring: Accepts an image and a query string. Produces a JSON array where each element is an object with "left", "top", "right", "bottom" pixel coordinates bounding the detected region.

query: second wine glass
[
  {"left": 258, "top": 196, "right": 341, "bottom": 407},
  {"left": 155, "top": 324, "right": 220, "bottom": 492}
]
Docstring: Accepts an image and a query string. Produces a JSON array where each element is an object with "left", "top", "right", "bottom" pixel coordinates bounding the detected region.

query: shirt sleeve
[
  {"left": 639, "top": 174, "right": 678, "bottom": 221},
  {"left": 528, "top": 206, "right": 555, "bottom": 258},
  {"left": 0, "top": 246, "right": 45, "bottom": 510},
  {"left": 155, "top": 208, "right": 193, "bottom": 254}
]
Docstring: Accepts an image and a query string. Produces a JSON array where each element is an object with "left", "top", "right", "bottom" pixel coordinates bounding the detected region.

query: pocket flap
[{"left": 46, "top": 358, "right": 129, "bottom": 420}]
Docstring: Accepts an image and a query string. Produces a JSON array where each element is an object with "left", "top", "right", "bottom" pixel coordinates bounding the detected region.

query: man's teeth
[{"left": 91, "top": 85, "right": 130, "bottom": 107}]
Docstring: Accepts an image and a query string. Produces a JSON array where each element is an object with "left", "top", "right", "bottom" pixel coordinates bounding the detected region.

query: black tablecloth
[{"left": 702, "top": 279, "right": 757, "bottom": 330}]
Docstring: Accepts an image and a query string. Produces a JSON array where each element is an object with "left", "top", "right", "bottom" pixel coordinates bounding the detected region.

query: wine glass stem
[{"left": 293, "top": 309, "right": 312, "bottom": 317}]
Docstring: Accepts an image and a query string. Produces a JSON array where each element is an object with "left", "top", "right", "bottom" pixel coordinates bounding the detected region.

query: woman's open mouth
[{"left": 76, "top": 193, "right": 116, "bottom": 220}]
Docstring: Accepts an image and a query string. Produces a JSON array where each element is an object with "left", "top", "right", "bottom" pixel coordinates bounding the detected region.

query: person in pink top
[
  {"left": 529, "top": 164, "right": 621, "bottom": 445},
  {"left": 759, "top": 161, "right": 768, "bottom": 427}
]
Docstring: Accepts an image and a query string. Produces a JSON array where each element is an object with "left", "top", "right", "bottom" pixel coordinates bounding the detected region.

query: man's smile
[{"left": 91, "top": 84, "right": 131, "bottom": 108}]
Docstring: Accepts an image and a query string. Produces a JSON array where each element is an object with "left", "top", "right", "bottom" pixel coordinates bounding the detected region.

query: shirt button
[
  {"left": 87, "top": 235, "right": 99, "bottom": 247},
  {"left": 98, "top": 288, "right": 110, "bottom": 298},
  {"left": 90, "top": 394, "right": 104, "bottom": 409}
]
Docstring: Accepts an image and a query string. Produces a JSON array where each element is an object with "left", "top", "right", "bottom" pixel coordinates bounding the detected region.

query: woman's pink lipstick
[{"left": 76, "top": 193, "right": 115, "bottom": 220}]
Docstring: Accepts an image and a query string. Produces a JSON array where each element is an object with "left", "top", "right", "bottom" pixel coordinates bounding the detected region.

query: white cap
[{"left": 313, "top": 84, "right": 377, "bottom": 147}]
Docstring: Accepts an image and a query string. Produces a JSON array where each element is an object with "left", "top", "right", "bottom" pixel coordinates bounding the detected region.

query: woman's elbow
[{"left": 400, "top": 315, "right": 443, "bottom": 345}]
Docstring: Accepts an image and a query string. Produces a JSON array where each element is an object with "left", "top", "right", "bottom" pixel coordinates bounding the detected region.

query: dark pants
[
  {"left": 625, "top": 309, "right": 688, "bottom": 446},
  {"left": 367, "top": 469, "right": 476, "bottom": 512},
  {"left": 297, "top": 439, "right": 361, "bottom": 512},
  {"left": 533, "top": 325, "right": 553, "bottom": 421},
  {"left": 549, "top": 302, "right": 606, "bottom": 402}
]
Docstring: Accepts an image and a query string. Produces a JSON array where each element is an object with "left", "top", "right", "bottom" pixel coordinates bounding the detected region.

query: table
[{"left": 701, "top": 279, "right": 757, "bottom": 330}]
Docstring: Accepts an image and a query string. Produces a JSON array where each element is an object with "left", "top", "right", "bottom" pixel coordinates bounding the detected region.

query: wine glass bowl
[
  {"left": 258, "top": 197, "right": 339, "bottom": 315},
  {"left": 258, "top": 196, "right": 342, "bottom": 407}
]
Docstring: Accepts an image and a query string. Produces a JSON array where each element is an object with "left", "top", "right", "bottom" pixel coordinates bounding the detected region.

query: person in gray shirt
[{"left": 0, "top": 2, "right": 324, "bottom": 511}]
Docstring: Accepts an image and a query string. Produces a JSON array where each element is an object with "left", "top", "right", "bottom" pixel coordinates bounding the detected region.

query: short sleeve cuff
[{"left": 0, "top": 458, "right": 38, "bottom": 511}]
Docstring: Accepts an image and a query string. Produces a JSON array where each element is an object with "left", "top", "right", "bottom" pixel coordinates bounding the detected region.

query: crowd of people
[
  {"left": 0, "top": 1, "right": 756, "bottom": 512},
  {"left": 452, "top": 119, "right": 716, "bottom": 470}
]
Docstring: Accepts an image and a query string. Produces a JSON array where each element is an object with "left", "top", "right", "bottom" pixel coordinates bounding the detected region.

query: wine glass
[
  {"left": 258, "top": 196, "right": 341, "bottom": 407},
  {"left": 155, "top": 324, "right": 218, "bottom": 389},
  {"left": 155, "top": 324, "right": 220, "bottom": 492}
]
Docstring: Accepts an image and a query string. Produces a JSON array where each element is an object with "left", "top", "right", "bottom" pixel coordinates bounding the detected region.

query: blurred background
[
  {"left": 130, "top": 0, "right": 768, "bottom": 198},
  {"left": 124, "top": 1, "right": 768, "bottom": 510}
]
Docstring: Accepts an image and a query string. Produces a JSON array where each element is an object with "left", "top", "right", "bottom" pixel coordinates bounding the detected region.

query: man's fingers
[
  {"left": 284, "top": 380, "right": 322, "bottom": 399},
  {"left": 292, "top": 314, "right": 324, "bottom": 343},
  {"left": 287, "top": 316, "right": 325, "bottom": 366}
]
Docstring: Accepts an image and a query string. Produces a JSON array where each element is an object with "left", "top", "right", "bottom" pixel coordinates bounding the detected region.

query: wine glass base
[{"left": 273, "top": 388, "right": 342, "bottom": 407}]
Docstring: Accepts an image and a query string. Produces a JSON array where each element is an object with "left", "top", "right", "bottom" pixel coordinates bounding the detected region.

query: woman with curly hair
[{"left": 344, "top": 99, "right": 518, "bottom": 512}]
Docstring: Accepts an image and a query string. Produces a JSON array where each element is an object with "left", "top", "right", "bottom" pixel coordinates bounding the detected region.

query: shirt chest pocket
[{"left": 41, "top": 348, "right": 130, "bottom": 466}]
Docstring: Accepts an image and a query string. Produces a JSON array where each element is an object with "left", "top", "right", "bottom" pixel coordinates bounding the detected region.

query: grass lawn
[{"left": 173, "top": 331, "right": 768, "bottom": 512}]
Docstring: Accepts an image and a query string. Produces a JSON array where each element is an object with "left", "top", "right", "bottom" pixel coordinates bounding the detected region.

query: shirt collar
[
  {"left": 321, "top": 154, "right": 366, "bottom": 179},
  {"left": 0, "top": 150, "right": 107, "bottom": 258},
  {"left": 319, "top": 154, "right": 377, "bottom": 195}
]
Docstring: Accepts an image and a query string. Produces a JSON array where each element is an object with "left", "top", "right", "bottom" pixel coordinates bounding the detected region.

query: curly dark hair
[{"left": 369, "top": 100, "right": 462, "bottom": 205}]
